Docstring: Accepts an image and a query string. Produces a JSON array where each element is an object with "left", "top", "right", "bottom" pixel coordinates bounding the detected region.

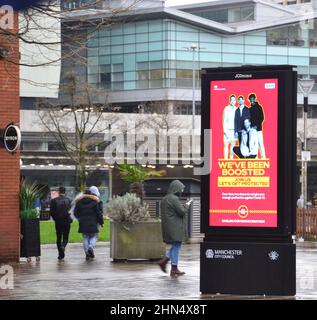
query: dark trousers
[
  {"left": 55, "top": 220, "right": 71, "bottom": 256},
  {"left": 233, "top": 146, "right": 257, "bottom": 159}
]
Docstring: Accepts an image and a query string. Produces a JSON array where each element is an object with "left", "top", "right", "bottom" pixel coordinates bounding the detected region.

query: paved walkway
[{"left": 0, "top": 242, "right": 316, "bottom": 300}]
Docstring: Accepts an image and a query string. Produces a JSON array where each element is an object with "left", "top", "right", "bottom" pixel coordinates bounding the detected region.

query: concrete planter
[{"left": 110, "top": 220, "right": 165, "bottom": 261}]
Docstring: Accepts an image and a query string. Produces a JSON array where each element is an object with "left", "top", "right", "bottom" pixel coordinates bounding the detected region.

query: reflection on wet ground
[{"left": 0, "top": 243, "right": 316, "bottom": 300}]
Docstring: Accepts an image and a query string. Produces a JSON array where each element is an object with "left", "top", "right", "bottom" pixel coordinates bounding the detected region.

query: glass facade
[
  {"left": 62, "top": 0, "right": 99, "bottom": 9},
  {"left": 22, "top": 169, "right": 110, "bottom": 204},
  {"left": 86, "top": 18, "right": 317, "bottom": 92},
  {"left": 183, "top": 5, "right": 255, "bottom": 24}
]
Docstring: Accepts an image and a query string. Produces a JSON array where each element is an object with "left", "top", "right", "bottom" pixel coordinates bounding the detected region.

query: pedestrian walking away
[
  {"left": 158, "top": 180, "right": 191, "bottom": 277},
  {"left": 74, "top": 186, "right": 104, "bottom": 261},
  {"left": 50, "top": 186, "right": 72, "bottom": 260}
]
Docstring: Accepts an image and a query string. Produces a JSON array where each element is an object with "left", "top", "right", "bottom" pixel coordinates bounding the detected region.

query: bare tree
[
  {"left": 38, "top": 72, "right": 119, "bottom": 191},
  {"left": 0, "top": 0, "right": 144, "bottom": 67},
  {"left": 140, "top": 101, "right": 191, "bottom": 164}
]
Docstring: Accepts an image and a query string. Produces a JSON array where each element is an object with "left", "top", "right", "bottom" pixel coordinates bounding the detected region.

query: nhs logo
[{"left": 265, "top": 83, "right": 276, "bottom": 89}]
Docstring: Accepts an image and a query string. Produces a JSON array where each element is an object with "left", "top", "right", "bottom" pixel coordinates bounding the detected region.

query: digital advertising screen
[
  {"left": 209, "top": 78, "right": 278, "bottom": 228},
  {"left": 201, "top": 66, "right": 297, "bottom": 238}
]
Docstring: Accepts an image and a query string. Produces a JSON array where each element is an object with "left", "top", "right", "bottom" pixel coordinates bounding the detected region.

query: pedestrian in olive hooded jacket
[{"left": 158, "top": 180, "right": 189, "bottom": 277}]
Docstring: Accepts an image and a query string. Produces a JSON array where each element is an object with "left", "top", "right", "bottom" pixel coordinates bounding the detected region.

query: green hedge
[{"left": 40, "top": 218, "right": 110, "bottom": 244}]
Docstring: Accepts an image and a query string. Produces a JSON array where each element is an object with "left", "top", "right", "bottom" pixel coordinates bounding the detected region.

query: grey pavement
[{"left": 0, "top": 242, "right": 317, "bottom": 300}]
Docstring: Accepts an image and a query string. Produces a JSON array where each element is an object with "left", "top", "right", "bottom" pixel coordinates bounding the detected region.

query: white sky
[{"left": 165, "top": 0, "right": 216, "bottom": 7}]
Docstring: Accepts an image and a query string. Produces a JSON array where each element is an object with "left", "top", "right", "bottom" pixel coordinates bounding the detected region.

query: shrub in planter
[
  {"left": 20, "top": 181, "right": 43, "bottom": 262},
  {"left": 105, "top": 193, "right": 165, "bottom": 260},
  {"left": 117, "top": 164, "right": 165, "bottom": 202},
  {"left": 106, "top": 193, "right": 150, "bottom": 225}
]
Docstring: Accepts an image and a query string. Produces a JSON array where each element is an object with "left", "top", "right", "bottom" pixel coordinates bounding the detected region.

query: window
[
  {"left": 21, "top": 142, "right": 47, "bottom": 152},
  {"left": 100, "top": 73, "right": 111, "bottom": 88},
  {"left": 310, "top": 57, "right": 317, "bottom": 65},
  {"left": 100, "top": 64, "right": 111, "bottom": 88},
  {"left": 112, "top": 82, "right": 124, "bottom": 90},
  {"left": 241, "top": 6, "right": 254, "bottom": 21},
  {"left": 188, "top": 5, "right": 254, "bottom": 23},
  {"left": 190, "top": 9, "right": 228, "bottom": 23},
  {"left": 137, "top": 70, "right": 149, "bottom": 89},
  {"left": 48, "top": 142, "right": 64, "bottom": 152},
  {"left": 309, "top": 20, "right": 317, "bottom": 47},
  {"left": 137, "top": 70, "right": 149, "bottom": 81},
  {"left": 112, "top": 64, "right": 124, "bottom": 89},
  {"left": 267, "top": 25, "right": 306, "bottom": 47},
  {"left": 228, "top": 8, "right": 241, "bottom": 23},
  {"left": 175, "top": 69, "right": 200, "bottom": 88},
  {"left": 150, "top": 69, "right": 163, "bottom": 79},
  {"left": 307, "top": 106, "right": 317, "bottom": 119},
  {"left": 267, "top": 27, "right": 289, "bottom": 46},
  {"left": 288, "top": 25, "right": 305, "bottom": 47},
  {"left": 136, "top": 61, "right": 165, "bottom": 89},
  {"left": 113, "top": 73, "right": 123, "bottom": 82},
  {"left": 150, "top": 69, "right": 164, "bottom": 87},
  {"left": 176, "top": 69, "right": 192, "bottom": 79}
]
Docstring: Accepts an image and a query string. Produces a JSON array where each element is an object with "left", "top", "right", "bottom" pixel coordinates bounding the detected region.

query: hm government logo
[
  {"left": 206, "top": 249, "right": 242, "bottom": 260},
  {"left": 213, "top": 85, "right": 225, "bottom": 91},
  {"left": 268, "top": 251, "right": 279, "bottom": 261}
]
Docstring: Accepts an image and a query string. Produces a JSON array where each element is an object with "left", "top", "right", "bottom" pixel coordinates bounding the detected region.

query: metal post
[
  {"left": 304, "top": 97, "right": 308, "bottom": 208},
  {"left": 301, "top": 157, "right": 305, "bottom": 239},
  {"left": 297, "top": 78, "right": 314, "bottom": 241},
  {"left": 192, "top": 48, "right": 196, "bottom": 132},
  {"left": 303, "top": 96, "right": 308, "bottom": 238}
]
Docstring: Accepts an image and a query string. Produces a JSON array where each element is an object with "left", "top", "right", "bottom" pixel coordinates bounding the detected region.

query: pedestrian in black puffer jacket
[
  {"left": 50, "top": 186, "right": 72, "bottom": 260},
  {"left": 74, "top": 186, "right": 104, "bottom": 260}
]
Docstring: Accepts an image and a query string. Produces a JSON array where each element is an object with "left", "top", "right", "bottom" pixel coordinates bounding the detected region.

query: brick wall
[{"left": 0, "top": 12, "right": 20, "bottom": 263}]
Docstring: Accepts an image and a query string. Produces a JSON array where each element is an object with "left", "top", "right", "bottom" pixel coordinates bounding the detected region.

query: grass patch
[{"left": 40, "top": 218, "right": 110, "bottom": 244}]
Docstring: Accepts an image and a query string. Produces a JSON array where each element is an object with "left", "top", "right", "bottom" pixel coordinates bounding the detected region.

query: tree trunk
[
  {"left": 79, "top": 164, "right": 86, "bottom": 192},
  {"left": 130, "top": 182, "right": 145, "bottom": 203},
  {"left": 79, "top": 141, "right": 86, "bottom": 192}
]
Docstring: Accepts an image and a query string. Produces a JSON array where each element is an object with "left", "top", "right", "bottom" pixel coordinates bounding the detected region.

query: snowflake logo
[
  {"left": 206, "top": 249, "right": 214, "bottom": 259},
  {"left": 268, "top": 251, "right": 279, "bottom": 261}
]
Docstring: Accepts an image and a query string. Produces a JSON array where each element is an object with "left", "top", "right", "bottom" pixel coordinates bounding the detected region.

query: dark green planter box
[
  {"left": 20, "top": 218, "right": 41, "bottom": 258},
  {"left": 110, "top": 221, "right": 165, "bottom": 261}
]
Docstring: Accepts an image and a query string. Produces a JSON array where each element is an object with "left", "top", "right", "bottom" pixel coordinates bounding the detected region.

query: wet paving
[{"left": 0, "top": 242, "right": 317, "bottom": 300}]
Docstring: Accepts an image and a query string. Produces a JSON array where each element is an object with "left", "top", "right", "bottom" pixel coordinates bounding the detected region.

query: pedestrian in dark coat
[
  {"left": 50, "top": 186, "right": 72, "bottom": 260},
  {"left": 74, "top": 186, "right": 104, "bottom": 260},
  {"left": 158, "top": 180, "right": 190, "bottom": 277}
]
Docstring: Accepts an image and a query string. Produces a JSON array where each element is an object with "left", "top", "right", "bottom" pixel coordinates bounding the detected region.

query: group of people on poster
[{"left": 222, "top": 94, "right": 266, "bottom": 159}]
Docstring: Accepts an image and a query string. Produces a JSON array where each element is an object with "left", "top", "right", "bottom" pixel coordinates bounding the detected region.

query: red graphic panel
[{"left": 209, "top": 78, "right": 278, "bottom": 227}]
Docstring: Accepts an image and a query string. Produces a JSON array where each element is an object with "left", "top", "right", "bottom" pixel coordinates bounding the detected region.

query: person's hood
[
  {"left": 89, "top": 186, "right": 100, "bottom": 198},
  {"left": 168, "top": 180, "right": 185, "bottom": 194},
  {"left": 76, "top": 194, "right": 100, "bottom": 204}
]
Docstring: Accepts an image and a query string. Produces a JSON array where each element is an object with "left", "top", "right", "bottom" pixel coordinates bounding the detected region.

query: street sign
[
  {"left": 302, "top": 151, "right": 311, "bottom": 161},
  {"left": 1, "top": 124, "right": 21, "bottom": 153}
]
